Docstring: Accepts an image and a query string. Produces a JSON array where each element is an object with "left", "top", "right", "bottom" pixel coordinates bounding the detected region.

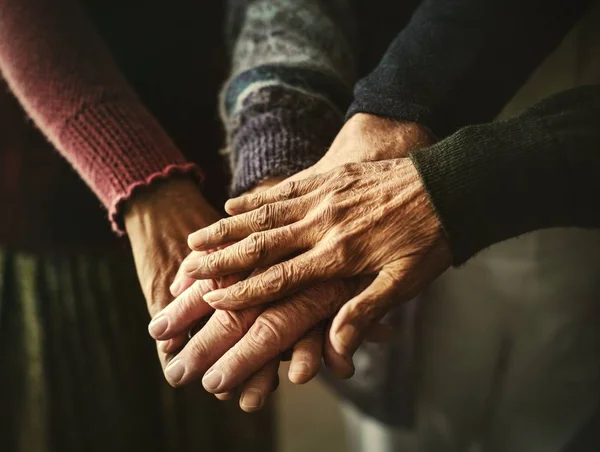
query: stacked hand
[
  {"left": 141, "top": 114, "right": 452, "bottom": 407},
  {"left": 124, "top": 178, "right": 289, "bottom": 411}
]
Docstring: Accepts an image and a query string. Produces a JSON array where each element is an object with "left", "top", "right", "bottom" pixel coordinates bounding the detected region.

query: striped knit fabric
[{"left": 222, "top": 0, "right": 357, "bottom": 195}]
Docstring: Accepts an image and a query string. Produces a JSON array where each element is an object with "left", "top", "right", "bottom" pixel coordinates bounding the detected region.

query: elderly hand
[
  {"left": 124, "top": 178, "right": 284, "bottom": 410},
  {"left": 183, "top": 157, "right": 452, "bottom": 359},
  {"left": 148, "top": 177, "right": 342, "bottom": 411},
  {"left": 152, "top": 270, "right": 371, "bottom": 395},
  {"left": 124, "top": 177, "right": 220, "bottom": 369},
  {"left": 178, "top": 114, "right": 440, "bottom": 365}
]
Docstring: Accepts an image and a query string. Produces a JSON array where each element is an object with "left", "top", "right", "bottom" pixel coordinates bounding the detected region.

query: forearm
[
  {"left": 349, "top": 0, "right": 593, "bottom": 138},
  {"left": 0, "top": 0, "right": 200, "bottom": 232},
  {"left": 411, "top": 85, "right": 600, "bottom": 264},
  {"left": 222, "top": 0, "right": 357, "bottom": 195}
]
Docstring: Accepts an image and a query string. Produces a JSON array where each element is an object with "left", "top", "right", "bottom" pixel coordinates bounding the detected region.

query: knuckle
[
  {"left": 324, "top": 235, "right": 351, "bottom": 270},
  {"left": 213, "top": 310, "right": 247, "bottom": 336},
  {"left": 211, "top": 219, "right": 230, "bottom": 241},
  {"left": 250, "top": 316, "right": 283, "bottom": 351},
  {"left": 260, "top": 265, "right": 288, "bottom": 294},
  {"left": 204, "top": 252, "right": 222, "bottom": 273},
  {"left": 279, "top": 181, "right": 297, "bottom": 201},
  {"left": 252, "top": 205, "right": 274, "bottom": 230},
  {"left": 229, "top": 281, "right": 252, "bottom": 301},
  {"left": 318, "top": 202, "right": 340, "bottom": 226},
  {"left": 245, "top": 232, "right": 267, "bottom": 262},
  {"left": 187, "top": 335, "right": 209, "bottom": 361}
]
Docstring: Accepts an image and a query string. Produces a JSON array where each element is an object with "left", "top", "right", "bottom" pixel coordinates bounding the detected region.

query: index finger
[
  {"left": 225, "top": 174, "right": 323, "bottom": 215},
  {"left": 201, "top": 280, "right": 356, "bottom": 393}
]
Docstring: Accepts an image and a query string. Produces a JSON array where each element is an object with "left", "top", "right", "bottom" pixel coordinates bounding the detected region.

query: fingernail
[
  {"left": 188, "top": 230, "right": 207, "bottom": 249},
  {"left": 334, "top": 324, "right": 357, "bottom": 355},
  {"left": 224, "top": 198, "right": 240, "bottom": 213},
  {"left": 183, "top": 257, "right": 199, "bottom": 274},
  {"left": 169, "top": 280, "right": 182, "bottom": 297},
  {"left": 289, "top": 361, "right": 311, "bottom": 383},
  {"left": 148, "top": 315, "right": 169, "bottom": 338},
  {"left": 202, "top": 369, "right": 223, "bottom": 392},
  {"left": 203, "top": 289, "right": 226, "bottom": 304},
  {"left": 240, "top": 389, "right": 263, "bottom": 410},
  {"left": 165, "top": 360, "right": 185, "bottom": 384}
]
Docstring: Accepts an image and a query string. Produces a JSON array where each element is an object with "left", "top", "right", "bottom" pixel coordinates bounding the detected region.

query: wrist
[
  {"left": 349, "top": 113, "right": 436, "bottom": 158},
  {"left": 124, "top": 177, "right": 217, "bottom": 235}
]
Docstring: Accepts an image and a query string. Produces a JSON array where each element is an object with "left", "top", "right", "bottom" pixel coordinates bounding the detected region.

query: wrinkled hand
[
  {"left": 153, "top": 268, "right": 369, "bottom": 396},
  {"left": 124, "top": 177, "right": 221, "bottom": 368},
  {"left": 124, "top": 177, "right": 282, "bottom": 410},
  {"left": 146, "top": 177, "right": 335, "bottom": 411},
  {"left": 184, "top": 158, "right": 452, "bottom": 359}
]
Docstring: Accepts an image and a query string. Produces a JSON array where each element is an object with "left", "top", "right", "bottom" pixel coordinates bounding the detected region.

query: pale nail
[
  {"left": 165, "top": 360, "right": 185, "bottom": 384},
  {"left": 148, "top": 315, "right": 169, "bottom": 338},
  {"left": 240, "top": 389, "right": 263, "bottom": 410},
  {"left": 202, "top": 369, "right": 223, "bottom": 392},
  {"left": 203, "top": 289, "right": 227, "bottom": 304},
  {"left": 289, "top": 361, "right": 311, "bottom": 383},
  {"left": 188, "top": 229, "right": 208, "bottom": 249}
]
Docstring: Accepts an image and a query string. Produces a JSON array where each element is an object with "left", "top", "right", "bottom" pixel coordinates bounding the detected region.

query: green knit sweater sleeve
[{"left": 410, "top": 85, "right": 600, "bottom": 265}]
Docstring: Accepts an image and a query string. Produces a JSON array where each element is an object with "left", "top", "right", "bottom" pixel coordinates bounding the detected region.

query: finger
[
  {"left": 203, "top": 248, "right": 340, "bottom": 310},
  {"left": 188, "top": 202, "right": 308, "bottom": 251},
  {"left": 185, "top": 225, "right": 309, "bottom": 280},
  {"left": 330, "top": 267, "right": 400, "bottom": 358},
  {"left": 201, "top": 281, "right": 353, "bottom": 393},
  {"left": 288, "top": 324, "right": 324, "bottom": 384},
  {"left": 323, "top": 321, "right": 355, "bottom": 379},
  {"left": 148, "top": 280, "right": 215, "bottom": 340},
  {"left": 225, "top": 176, "right": 323, "bottom": 215},
  {"left": 215, "top": 392, "right": 235, "bottom": 401},
  {"left": 158, "top": 333, "right": 187, "bottom": 355},
  {"left": 155, "top": 339, "right": 179, "bottom": 373},
  {"left": 170, "top": 251, "right": 199, "bottom": 297},
  {"left": 162, "top": 307, "right": 261, "bottom": 387},
  {"left": 239, "top": 359, "right": 280, "bottom": 413}
]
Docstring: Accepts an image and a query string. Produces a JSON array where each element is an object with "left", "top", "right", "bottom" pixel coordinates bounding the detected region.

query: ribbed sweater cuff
[
  {"left": 347, "top": 97, "right": 442, "bottom": 136},
  {"left": 60, "top": 98, "right": 203, "bottom": 233},
  {"left": 229, "top": 105, "right": 343, "bottom": 196},
  {"left": 409, "top": 116, "right": 558, "bottom": 266}
]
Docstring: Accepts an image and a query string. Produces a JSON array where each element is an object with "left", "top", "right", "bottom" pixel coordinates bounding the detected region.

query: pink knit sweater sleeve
[{"left": 0, "top": 0, "right": 202, "bottom": 233}]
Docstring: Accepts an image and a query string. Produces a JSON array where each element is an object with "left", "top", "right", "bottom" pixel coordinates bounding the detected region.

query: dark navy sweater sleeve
[{"left": 348, "top": 0, "right": 593, "bottom": 137}]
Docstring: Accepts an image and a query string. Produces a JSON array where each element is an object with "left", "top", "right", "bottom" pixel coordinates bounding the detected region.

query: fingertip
[
  {"left": 148, "top": 315, "right": 169, "bottom": 340},
  {"left": 203, "top": 289, "right": 227, "bottom": 306},
  {"left": 169, "top": 280, "right": 181, "bottom": 297},
  {"left": 240, "top": 389, "right": 263, "bottom": 412},
  {"left": 288, "top": 361, "right": 314, "bottom": 385},
  {"left": 224, "top": 198, "right": 241, "bottom": 215},
  {"left": 187, "top": 230, "right": 207, "bottom": 251}
]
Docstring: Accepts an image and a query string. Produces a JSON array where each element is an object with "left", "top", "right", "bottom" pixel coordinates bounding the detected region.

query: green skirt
[{"left": 0, "top": 249, "right": 273, "bottom": 452}]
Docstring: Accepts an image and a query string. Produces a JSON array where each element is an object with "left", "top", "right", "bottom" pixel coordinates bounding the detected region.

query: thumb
[
  {"left": 169, "top": 251, "right": 198, "bottom": 297},
  {"left": 329, "top": 266, "right": 402, "bottom": 358}
]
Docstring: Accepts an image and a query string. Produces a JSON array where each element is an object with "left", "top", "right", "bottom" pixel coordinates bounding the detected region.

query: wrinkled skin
[
  {"left": 186, "top": 158, "right": 451, "bottom": 354},
  {"left": 160, "top": 114, "right": 451, "bottom": 395},
  {"left": 125, "top": 177, "right": 320, "bottom": 411}
]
